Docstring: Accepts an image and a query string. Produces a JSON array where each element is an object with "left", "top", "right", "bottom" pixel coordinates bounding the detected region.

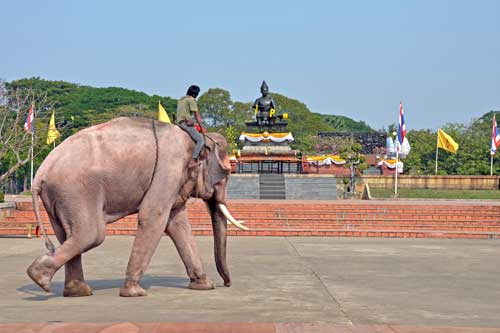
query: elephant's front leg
[
  {"left": 166, "top": 206, "right": 214, "bottom": 290},
  {"left": 120, "top": 206, "right": 171, "bottom": 297}
]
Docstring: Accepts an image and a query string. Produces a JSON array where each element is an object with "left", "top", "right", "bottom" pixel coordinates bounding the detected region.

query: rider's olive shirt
[{"left": 176, "top": 96, "right": 198, "bottom": 123}]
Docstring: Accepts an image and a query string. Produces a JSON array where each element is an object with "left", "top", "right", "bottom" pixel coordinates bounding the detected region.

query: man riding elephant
[
  {"left": 26, "top": 116, "right": 247, "bottom": 297},
  {"left": 177, "top": 85, "right": 206, "bottom": 168}
]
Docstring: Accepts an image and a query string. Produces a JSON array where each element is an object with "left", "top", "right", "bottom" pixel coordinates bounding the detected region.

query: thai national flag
[
  {"left": 491, "top": 114, "right": 500, "bottom": 155},
  {"left": 23, "top": 104, "right": 35, "bottom": 133},
  {"left": 397, "top": 101, "right": 406, "bottom": 147}
]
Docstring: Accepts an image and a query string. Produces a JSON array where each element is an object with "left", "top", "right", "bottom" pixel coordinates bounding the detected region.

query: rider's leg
[{"left": 179, "top": 123, "right": 204, "bottom": 168}]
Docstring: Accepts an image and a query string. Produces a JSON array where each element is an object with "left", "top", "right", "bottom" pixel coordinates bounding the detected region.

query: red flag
[
  {"left": 397, "top": 101, "right": 406, "bottom": 145},
  {"left": 491, "top": 114, "right": 500, "bottom": 155},
  {"left": 24, "top": 104, "right": 35, "bottom": 133}
]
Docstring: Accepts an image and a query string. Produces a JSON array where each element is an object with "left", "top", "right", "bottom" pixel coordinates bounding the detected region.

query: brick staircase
[{"left": 1, "top": 199, "right": 500, "bottom": 239}]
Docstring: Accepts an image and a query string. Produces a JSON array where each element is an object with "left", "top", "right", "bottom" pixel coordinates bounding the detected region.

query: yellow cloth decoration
[
  {"left": 46, "top": 111, "right": 61, "bottom": 145},
  {"left": 377, "top": 159, "right": 401, "bottom": 169},
  {"left": 239, "top": 132, "right": 294, "bottom": 143},
  {"left": 437, "top": 129, "right": 459, "bottom": 153},
  {"left": 306, "top": 155, "right": 346, "bottom": 166},
  {"left": 241, "top": 132, "right": 290, "bottom": 139},
  {"left": 269, "top": 108, "right": 276, "bottom": 117},
  {"left": 306, "top": 155, "right": 345, "bottom": 163},
  {"left": 158, "top": 101, "right": 171, "bottom": 123}
]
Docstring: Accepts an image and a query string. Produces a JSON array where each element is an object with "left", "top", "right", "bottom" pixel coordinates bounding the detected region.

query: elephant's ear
[{"left": 206, "top": 136, "right": 231, "bottom": 187}]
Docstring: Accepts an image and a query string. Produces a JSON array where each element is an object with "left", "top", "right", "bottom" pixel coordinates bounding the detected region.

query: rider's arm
[{"left": 193, "top": 111, "right": 205, "bottom": 132}]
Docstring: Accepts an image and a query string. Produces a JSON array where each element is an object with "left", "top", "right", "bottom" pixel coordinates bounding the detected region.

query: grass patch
[{"left": 370, "top": 188, "right": 500, "bottom": 199}]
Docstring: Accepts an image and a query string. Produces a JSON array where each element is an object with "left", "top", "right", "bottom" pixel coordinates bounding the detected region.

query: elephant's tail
[{"left": 32, "top": 185, "right": 55, "bottom": 255}]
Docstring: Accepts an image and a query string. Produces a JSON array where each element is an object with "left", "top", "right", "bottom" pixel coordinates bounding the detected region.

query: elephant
[{"left": 26, "top": 117, "right": 247, "bottom": 297}]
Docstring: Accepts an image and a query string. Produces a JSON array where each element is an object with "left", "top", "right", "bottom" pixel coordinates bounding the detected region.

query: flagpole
[
  {"left": 30, "top": 100, "right": 35, "bottom": 192},
  {"left": 30, "top": 132, "right": 34, "bottom": 191},
  {"left": 394, "top": 146, "right": 399, "bottom": 197},
  {"left": 491, "top": 154, "right": 493, "bottom": 176},
  {"left": 435, "top": 132, "right": 439, "bottom": 175}
]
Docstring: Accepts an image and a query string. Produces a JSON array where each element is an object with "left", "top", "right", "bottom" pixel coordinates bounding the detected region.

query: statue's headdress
[{"left": 260, "top": 80, "right": 269, "bottom": 91}]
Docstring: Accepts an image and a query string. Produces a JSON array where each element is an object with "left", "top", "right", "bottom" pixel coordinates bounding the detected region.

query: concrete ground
[{"left": 0, "top": 236, "right": 499, "bottom": 328}]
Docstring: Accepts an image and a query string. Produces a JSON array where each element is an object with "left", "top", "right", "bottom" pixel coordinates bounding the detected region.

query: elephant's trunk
[{"left": 207, "top": 197, "right": 231, "bottom": 287}]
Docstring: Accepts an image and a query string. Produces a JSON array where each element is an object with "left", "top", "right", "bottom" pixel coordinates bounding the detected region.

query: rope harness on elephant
[{"left": 140, "top": 119, "right": 160, "bottom": 201}]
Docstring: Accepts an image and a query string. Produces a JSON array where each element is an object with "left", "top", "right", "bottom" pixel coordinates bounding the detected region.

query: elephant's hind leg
[
  {"left": 166, "top": 206, "right": 214, "bottom": 290},
  {"left": 48, "top": 215, "right": 93, "bottom": 297},
  {"left": 27, "top": 199, "right": 105, "bottom": 296}
]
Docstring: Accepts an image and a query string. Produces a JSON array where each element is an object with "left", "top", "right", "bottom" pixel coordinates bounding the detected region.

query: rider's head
[{"left": 187, "top": 85, "right": 201, "bottom": 98}]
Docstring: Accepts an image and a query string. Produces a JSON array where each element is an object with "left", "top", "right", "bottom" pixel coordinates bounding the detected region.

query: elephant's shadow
[{"left": 18, "top": 275, "right": 190, "bottom": 301}]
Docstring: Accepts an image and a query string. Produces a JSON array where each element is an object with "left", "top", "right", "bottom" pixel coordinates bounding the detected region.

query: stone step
[
  {"left": 259, "top": 174, "right": 285, "bottom": 200},
  {"left": 14, "top": 200, "right": 500, "bottom": 213},
  {"left": 4, "top": 200, "right": 500, "bottom": 239},
  {"left": 3, "top": 226, "right": 495, "bottom": 239},
  {"left": 4, "top": 209, "right": 500, "bottom": 223}
]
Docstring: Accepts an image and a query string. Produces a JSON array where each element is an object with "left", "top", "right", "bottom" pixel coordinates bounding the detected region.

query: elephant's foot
[
  {"left": 63, "top": 280, "right": 93, "bottom": 297},
  {"left": 119, "top": 282, "right": 147, "bottom": 297},
  {"left": 189, "top": 274, "right": 215, "bottom": 290},
  {"left": 26, "top": 254, "right": 56, "bottom": 292}
]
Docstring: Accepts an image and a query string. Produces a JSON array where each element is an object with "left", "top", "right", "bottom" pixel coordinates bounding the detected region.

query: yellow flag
[
  {"left": 46, "top": 111, "right": 61, "bottom": 145},
  {"left": 437, "top": 129, "right": 459, "bottom": 153},
  {"left": 158, "top": 101, "right": 171, "bottom": 123}
]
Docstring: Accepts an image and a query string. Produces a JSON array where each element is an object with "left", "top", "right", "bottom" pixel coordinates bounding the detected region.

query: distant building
[{"left": 317, "top": 131, "right": 387, "bottom": 155}]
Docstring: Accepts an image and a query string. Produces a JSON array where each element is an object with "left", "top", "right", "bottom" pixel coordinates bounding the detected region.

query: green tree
[
  {"left": 271, "top": 93, "right": 336, "bottom": 153},
  {"left": 198, "top": 88, "right": 233, "bottom": 128},
  {"left": 339, "top": 141, "right": 367, "bottom": 193},
  {"left": 322, "top": 114, "right": 372, "bottom": 132},
  {"left": 404, "top": 129, "right": 436, "bottom": 175},
  {"left": 2, "top": 77, "right": 176, "bottom": 192},
  {"left": 232, "top": 101, "right": 253, "bottom": 132},
  {"left": 0, "top": 80, "right": 69, "bottom": 191}
]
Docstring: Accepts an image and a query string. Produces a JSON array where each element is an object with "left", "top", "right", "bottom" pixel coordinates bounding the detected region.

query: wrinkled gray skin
[{"left": 26, "top": 117, "right": 233, "bottom": 297}]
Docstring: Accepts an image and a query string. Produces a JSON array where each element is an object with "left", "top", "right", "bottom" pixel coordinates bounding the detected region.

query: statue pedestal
[
  {"left": 241, "top": 142, "right": 296, "bottom": 157},
  {"left": 233, "top": 131, "right": 301, "bottom": 174},
  {"left": 238, "top": 132, "right": 297, "bottom": 157}
]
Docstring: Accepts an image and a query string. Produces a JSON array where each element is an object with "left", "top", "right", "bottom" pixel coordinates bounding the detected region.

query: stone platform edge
[{"left": 1, "top": 322, "right": 500, "bottom": 333}]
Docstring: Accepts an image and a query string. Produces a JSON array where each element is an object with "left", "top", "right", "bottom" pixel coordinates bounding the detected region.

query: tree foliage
[
  {"left": 198, "top": 88, "right": 233, "bottom": 128},
  {"left": 8, "top": 78, "right": 176, "bottom": 131},
  {"left": 0, "top": 80, "right": 56, "bottom": 185},
  {"left": 1, "top": 77, "right": 176, "bottom": 191},
  {"left": 401, "top": 112, "right": 498, "bottom": 175},
  {"left": 2, "top": 77, "right": 497, "bottom": 194}
]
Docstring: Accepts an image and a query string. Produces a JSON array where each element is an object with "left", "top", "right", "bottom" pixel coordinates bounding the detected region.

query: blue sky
[{"left": 1, "top": 0, "right": 499, "bottom": 130}]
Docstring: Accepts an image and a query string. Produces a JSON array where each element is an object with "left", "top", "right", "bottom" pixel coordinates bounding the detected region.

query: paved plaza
[{"left": 0, "top": 236, "right": 499, "bottom": 330}]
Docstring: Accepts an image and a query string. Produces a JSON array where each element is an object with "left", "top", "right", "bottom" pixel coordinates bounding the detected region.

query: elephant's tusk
[
  {"left": 226, "top": 220, "right": 246, "bottom": 225},
  {"left": 218, "top": 204, "right": 249, "bottom": 231}
]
